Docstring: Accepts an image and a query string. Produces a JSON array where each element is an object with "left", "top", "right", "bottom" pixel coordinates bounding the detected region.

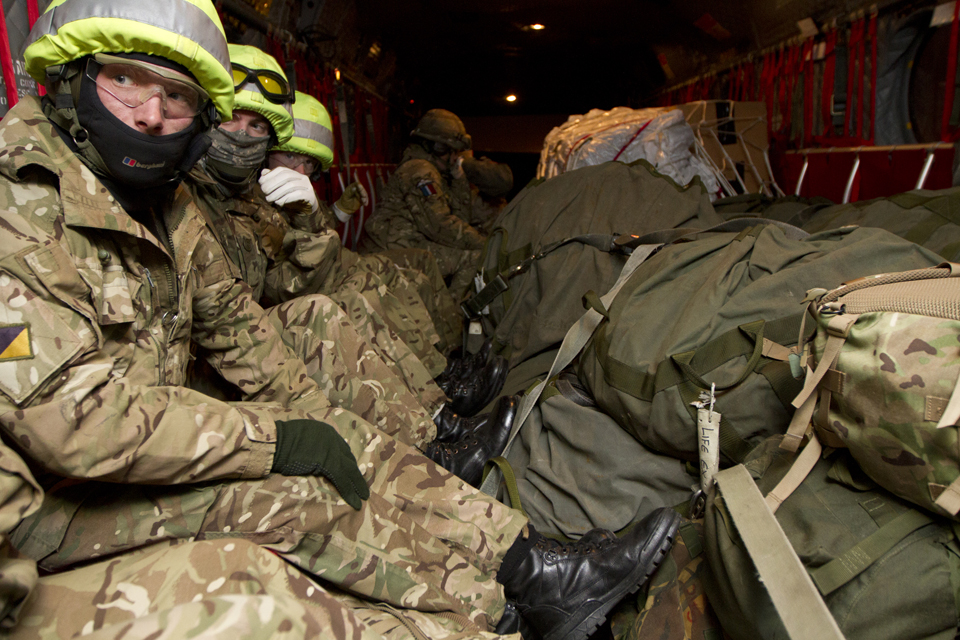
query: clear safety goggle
[
  {"left": 86, "top": 53, "right": 210, "bottom": 119},
  {"left": 271, "top": 150, "right": 320, "bottom": 176},
  {"left": 231, "top": 63, "right": 293, "bottom": 105}
]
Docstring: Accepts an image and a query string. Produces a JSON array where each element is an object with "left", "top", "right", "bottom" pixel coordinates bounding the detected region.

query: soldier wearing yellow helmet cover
[
  {"left": 263, "top": 92, "right": 472, "bottom": 378},
  {"left": 0, "top": 3, "right": 681, "bottom": 639},
  {"left": 186, "top": 47, "right": 516, "bottom": 477}
]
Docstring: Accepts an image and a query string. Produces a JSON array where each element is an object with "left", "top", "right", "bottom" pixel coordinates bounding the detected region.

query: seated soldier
[
  {"left": 186, "top": 45, "right": 509, "bottom": 483},
  {"left": 0, "top": 4, "right": 681, "bottom": 640},
  {"left": 261, "top": 90, "right": 465, "bottom": 371},
  {"left": 259, "top": 88, "right": 509, "bottom": 425},
  {"left": 360, "top": 109, "right": 486, "bottom": 301}
]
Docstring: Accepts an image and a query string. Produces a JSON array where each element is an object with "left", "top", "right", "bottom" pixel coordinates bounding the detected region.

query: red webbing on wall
[{"left": 0, "top": 6, "right": 18, "bottom": 109}]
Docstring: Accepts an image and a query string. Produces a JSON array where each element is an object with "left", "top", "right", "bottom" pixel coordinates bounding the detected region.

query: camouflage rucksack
[
  {"left": 702, "top": 436, "right": 960, "bottom": 640},
  {"left": 782, "top": 263, "right": 960, "bottom": 520}
]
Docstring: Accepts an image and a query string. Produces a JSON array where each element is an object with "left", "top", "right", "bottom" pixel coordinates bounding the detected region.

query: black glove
[{"left": 271, "top": 419, "right": 370, "bottom": 510}]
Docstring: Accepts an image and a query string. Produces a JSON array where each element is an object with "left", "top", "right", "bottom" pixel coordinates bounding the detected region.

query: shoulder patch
[
  {"left": 0, "top": 324, "right": 31, "bottom": 361},
  {"left": 417, "top": 179, "right": 439, "bottom": 197}
]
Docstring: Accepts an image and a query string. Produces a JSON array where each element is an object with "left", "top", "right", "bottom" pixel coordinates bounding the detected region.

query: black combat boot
[
  {"left": 436, "top": 340, "right": 496, "bottom": 397},
  {"left": 434, "top": 405, "right": 491, "bottom": 442},
  {"left": 423, "top": 395, "right": 518, "bottom": 486},
  {"left": 443, "top": 354, "right": 509, "bottom": 417},
  {"left": 496, "top": 509, "right": 681, "bottom": 640}
]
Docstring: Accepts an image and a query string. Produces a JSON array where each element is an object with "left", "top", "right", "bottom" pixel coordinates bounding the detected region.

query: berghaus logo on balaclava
[{"left": 122, "top": 157, "right": 166, "bottom": 170}]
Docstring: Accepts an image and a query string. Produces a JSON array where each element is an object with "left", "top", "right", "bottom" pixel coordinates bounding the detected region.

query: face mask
[
  {"left": 74, "top": 71, "right": 202, "bottom": 188},
  {"left": 201, "top": 126, "right": 271, "bottom": 187}
]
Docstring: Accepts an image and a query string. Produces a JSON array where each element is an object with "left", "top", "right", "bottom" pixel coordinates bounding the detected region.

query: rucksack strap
[{"left": 715, "top": 464, "right": 847, "bottom": 640}]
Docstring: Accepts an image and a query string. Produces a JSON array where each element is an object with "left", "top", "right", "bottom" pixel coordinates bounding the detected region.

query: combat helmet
[
  {"left": 273, "top": 90, "right": 335, "bottom": 172},
  {"left": 23, "top": 0, "right": 234, "bottom": 122},
  {"left": 411, "top": 108, "right": 472, "bottom": 151},
  {"left": 229, "top": 44, "right": 295, "bottom": 145}
]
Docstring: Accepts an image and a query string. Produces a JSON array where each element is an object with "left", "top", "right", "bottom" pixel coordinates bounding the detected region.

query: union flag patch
[
  {"left": 0, "top": 324, "right": 32, "bottom": 360},
  {"left": 417, "top": 180, "right": 439, "bottom": 197}
]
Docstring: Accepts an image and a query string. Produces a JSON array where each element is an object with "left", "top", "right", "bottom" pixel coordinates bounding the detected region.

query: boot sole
[{"left": 546, "top": 509, "right": 682, "bottom": 640}]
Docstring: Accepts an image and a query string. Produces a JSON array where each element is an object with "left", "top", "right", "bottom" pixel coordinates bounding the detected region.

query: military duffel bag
[
  {"left": 465, "top": 159, "right": 721, "bottom": 370},
  {"left": 702, "top": 436, "right": 960, "bottom": 640},
  {"left": 577, "top": 223, "right": 942, "bottom": 465},
  {"left": 782, "top": 263, "right": 960, "bottom": 520},
  {"left": 798, "top": 187, "right": 960, "bottom": 262}
]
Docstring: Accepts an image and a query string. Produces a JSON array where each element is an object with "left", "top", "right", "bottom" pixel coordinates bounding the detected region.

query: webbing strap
[
  {"left": 791, "top": 314, "right": 858, "bottom": 409},
  {"left": 463, "top": 233, "right": 622, "bottom": 319},
  {"left": 809, "top": 509, "right": 933, "bottom": 596},
  {"left": 766, "top": 436, "right": 822, "bottom": 511},
  {"left": 598, "top": 313, "right": 808, "bottom": 403},
  {"left": 479, "top": 243, "right": 663, "bottom": 496},
  {"left": 481, "top": 456, "right": 528, "bottom": 517},
  {"left": 782, "top": 376, "right": 817, "bottom": 452},
  {"left": 937, "top": 367, "right": 960, "bottom": 429},
  {"left": 0, "top": 2, "right": 18, "bottom": 109},
  {"left": 715, "top": 465, "right": 846, "bottom": 640}
]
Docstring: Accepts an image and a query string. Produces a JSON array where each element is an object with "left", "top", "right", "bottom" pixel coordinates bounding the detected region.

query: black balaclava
[{"left": 43, "top": 53, "right": 213, "bottom": 204}]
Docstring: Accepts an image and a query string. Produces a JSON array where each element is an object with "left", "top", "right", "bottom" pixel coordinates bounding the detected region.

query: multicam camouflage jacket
[
  {"left": 361, "top": 144, "right": 484, "bottom": 253},
  {"left": 0, "top": 97, "right": 330, "bottom": 491},
  {"left": 185, "top": 172, "right": 344, "bottom": 305}
]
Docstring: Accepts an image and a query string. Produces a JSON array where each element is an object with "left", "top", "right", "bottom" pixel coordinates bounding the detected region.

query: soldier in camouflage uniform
[
  {"left": 185, "top": 45, "right": 447, "bottom": 443},
  {"left": 263, "top": 90, "right": 463, "bottom": 358},
  {"left": 0, "top": 4, "right": 681, "bottom": 640},
  {"left": 360, "top": 109, "right": 486, "bottom": 300}
]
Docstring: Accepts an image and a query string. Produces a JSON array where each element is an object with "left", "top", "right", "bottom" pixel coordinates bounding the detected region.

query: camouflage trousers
[
  {"left": 419, "top": 243, "right": 482, "bottom": 304},
  {"left": 12, "top": 538, "right": 511, "bottom": 639},
  {"left": 266, "top": 294, "right": 437, "bottom": 448},
  {"left": 356, "top": 247, "right": 463, "bottom": 354},
  {"left": 331, "top": 289, "right": 446, "bottom": 414},
  {"left": 331, "top": 269, "right": 449, "bottom": 378},
  {"left": 12, "top": 406, "right": 528, "bottom": 630}
]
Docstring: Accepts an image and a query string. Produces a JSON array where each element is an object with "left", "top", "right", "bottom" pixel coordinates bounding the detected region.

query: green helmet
[
  {"left": 23, "top": 0, "right": 234, "bottom": 121},
  {"left": 228, "top": 44, "right": 294, "bottom": 146},
  {"left": 273, "top": 91, "right": 335, "bottom": 170},
  {"left": 411, "top": 108, "right": 472, "bottom": 151}
]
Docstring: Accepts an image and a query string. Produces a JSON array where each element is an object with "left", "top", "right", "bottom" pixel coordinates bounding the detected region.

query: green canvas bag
[
  {"left": 467, "top": 159, "right": 721, "bottom": 370},
  {"left": 782, "top": 264, "right": 960, "bottom": 521},
  {"left": 577, "top": 224, "right": 943, "bottom": 465},
  {"left": 797, "top": 188, "right": 960, "bottom": 261},
  {"left": 495, "top": 374, "right": 694, "bottom": 540},
  {"left": 702, "top": 436, "right": 960, "bottom": 640}
]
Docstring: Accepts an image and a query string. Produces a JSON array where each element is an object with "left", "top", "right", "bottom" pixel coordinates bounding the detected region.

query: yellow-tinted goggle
[{"left": 231, "top": 63, "right": 293, "bottom": 105}]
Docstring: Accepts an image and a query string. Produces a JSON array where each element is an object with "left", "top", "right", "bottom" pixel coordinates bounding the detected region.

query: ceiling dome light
[
  {"left": 506, "top": 94, "right": 517, "bottom": 102},
  {"left": 530, "top": 23, "right": 545, "bottom": 30}
]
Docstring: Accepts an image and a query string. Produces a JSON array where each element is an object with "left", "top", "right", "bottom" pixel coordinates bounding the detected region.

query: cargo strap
[
  {"left": 715, "top": 465, "right": 847, "bottom": 640},
  {"left": 462, "top": 230, "right": 688, "bottom": 320}
]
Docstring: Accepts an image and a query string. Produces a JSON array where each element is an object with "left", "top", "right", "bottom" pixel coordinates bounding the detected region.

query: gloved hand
[
  {"left": 333, "top": 181, "right": 369, "bottom": 219},
  {"left": 259, "top": 167, "right": 319, "bottom": 214},
  {"left": 271, "top": 419, "right": 370, "bottom": 510},
  {"left": 449, "top": 155, "right": 465, "bottom": 180}
]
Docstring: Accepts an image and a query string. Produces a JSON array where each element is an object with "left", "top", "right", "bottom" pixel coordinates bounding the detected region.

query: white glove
[
  {"left": 259, "top": 167, "right": 319, "bottom": 214},
  {"left": 449, "top": 155, "right": 465, "bottom": 180}
]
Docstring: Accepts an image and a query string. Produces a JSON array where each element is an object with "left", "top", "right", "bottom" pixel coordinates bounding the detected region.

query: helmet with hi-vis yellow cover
[
  {"left": 21, "top": 0, "right": 234, "bottom": 189},
  {"left": 22, "top": 0, "right": 233, "bottom": 121},
  {"left": 229, "top": 44, "right": 294, "bottom": 146},
  {"left": 273, "top": 91, "right": 335, "bottom": 172}
]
